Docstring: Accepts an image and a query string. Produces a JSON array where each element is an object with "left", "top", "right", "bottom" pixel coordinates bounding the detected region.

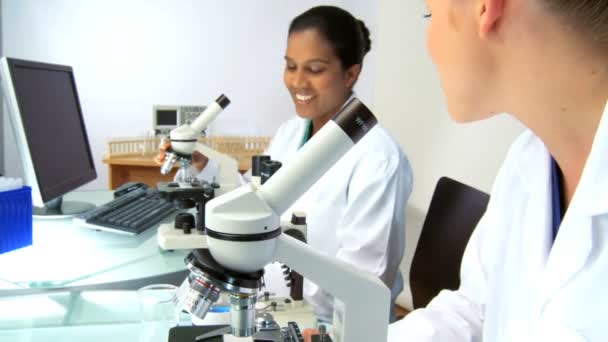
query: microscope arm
[
  {"left": 258, "top": 120, "right": 352, "bottom": 213},
  {"left": 274, "top": 234, "right": 390, "bottom": 342},
  {"left": 189, "top": 94, "right": 230, "bottom": 134},
  {"left": 259, "top": 98, "right": 374, "bottom": 215},
  {"left": 169, "top": 94, "right": 230, "bottom": 155}
]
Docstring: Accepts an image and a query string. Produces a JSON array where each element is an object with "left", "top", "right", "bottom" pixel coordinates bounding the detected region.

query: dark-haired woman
[
  {"left": 157, "top": 5, "right": 413, "bottom": 323},
  {"left": 269, "top": 5, "right": 412, "bottom": 323}
]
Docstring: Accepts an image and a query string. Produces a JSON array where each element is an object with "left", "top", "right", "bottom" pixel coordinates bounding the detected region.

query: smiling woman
[
  {"left": 153, "top": 4, "right": 413, "bottom": 328},
  {"left": 266, "top": 5, "right": 413, "bottom": 326},
  {"left": 283, "top": 6, "right": 371, "bottom": 136}
]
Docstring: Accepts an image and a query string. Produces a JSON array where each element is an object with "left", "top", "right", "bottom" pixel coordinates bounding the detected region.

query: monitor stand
[{"left": 33, "top": 196, "right": 95, "bottom": 219}]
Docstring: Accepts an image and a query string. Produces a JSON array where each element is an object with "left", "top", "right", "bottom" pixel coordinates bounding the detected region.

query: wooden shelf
[
  {"left": 102, "top": 154, "right": 177, "bottom": 190},
  {"left": 103, "top": 136, "right": 270, "bottom": 189}
]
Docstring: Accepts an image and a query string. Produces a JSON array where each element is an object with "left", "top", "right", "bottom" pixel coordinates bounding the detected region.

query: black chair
[{"left": 409, "top": 177, "right": 490, "bottom": 309}]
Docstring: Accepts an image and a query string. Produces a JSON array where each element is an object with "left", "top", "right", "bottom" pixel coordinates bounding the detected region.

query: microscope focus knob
[
  {"left": 291, "top": 212, "right": 306, "bottom": 225},
  {"left": 252, "top": 155, "right": 271, "bottom": 177},
  {"left": 256, "top": 312, "right": 275, "bottom": 327},
  {"left": 261, "top": 160, "right": 282, "bottom": 184},
  {"left": 175, "top": 212, "right": 195, "bottom": 233}
]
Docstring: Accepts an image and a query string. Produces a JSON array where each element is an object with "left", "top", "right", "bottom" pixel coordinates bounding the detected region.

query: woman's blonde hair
[{"left": 544, "top": 1, "right": 608, "bottom": 47}]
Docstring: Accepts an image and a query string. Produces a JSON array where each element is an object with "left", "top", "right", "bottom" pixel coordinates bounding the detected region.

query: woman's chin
[
  {"left": 294, "top": 107, "right": 317, "bottom": 120},
  {"left": 446, "top": 104, "right": 496, "bottom": 123}
]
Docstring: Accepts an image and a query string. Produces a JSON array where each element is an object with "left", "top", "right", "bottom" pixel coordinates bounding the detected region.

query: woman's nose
[{"left": 290, "top": 69, "right": 309, "bottom": 89}]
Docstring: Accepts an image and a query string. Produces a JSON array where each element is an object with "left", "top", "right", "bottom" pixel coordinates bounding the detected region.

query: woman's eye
[
  {"left": 308, "top": 67, "right": 324, "bottom": 74},
  {"left": 423, "top": 13, "right": 432, "bottom": 19}
]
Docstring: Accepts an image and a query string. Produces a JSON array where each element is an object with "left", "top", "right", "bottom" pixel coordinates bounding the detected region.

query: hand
[
  {"left": 153, "top": 139, "right": 172, "bottom": 165},
  {"left": 153, "top": 140, "right": 209, "bottom": 172},
  {"left": 302, "top": 328, "right": 319, "bottom": 342},
  {"left": 191, "top": 150, "right": 209, "bottom": 172}
]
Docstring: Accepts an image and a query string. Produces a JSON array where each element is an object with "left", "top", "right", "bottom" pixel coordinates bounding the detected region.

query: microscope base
[{"left": 157, "top": 223, "right": 207, "bottom": 250}]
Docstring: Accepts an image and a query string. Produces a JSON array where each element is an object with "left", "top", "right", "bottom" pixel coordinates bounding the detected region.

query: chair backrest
[{"left": 410, "top": 177, "right": 490, "bottom": 309}]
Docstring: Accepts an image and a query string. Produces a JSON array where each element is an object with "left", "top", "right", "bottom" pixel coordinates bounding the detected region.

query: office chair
[{"left": 409, "top": 176, "right": 490, "bottom": 309}]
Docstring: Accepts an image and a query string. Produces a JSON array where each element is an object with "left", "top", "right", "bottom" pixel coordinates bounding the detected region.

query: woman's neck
[
  {"left": 310, "top": 93, "right": 352, "bottom": 136},
  {"left": 514, "top": 62, "right": 608, "bottom": 207},
  {"left": 311, "top": 116, "right": 331, "bottom": 136}
]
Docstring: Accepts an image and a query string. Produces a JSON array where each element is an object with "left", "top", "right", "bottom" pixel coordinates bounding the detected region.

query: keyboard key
[
  {"left": 79, "top": 189, "right": 176, "bottom": 235},
  {"left": 129, "top": 202, "right": 175, "bottom": 230}
]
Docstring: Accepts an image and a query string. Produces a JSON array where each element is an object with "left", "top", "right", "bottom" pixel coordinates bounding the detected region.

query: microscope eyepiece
[
  {"left": 331, "top": 97, "right": 377, "bottom": 143},
  {"left": 216, "top": 94, "right": 231, "bottom": 109}
]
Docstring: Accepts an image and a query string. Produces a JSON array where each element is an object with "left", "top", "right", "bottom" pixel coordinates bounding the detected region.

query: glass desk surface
[
  {"left": 0, "top": 190, "right": 188, "bottom": 290},
  {"left": 0, "top": 190, "right": 191, "bottom": 341}
]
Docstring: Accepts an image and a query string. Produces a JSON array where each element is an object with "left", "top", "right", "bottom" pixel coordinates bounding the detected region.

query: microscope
[
  {"left": 157, "top": 94, "right": 237, "bottom": 249},
  {"left": 172, "top": 98, "right": 390, "bottom": 342},
  {"left": 159, "top": 94, "right": 231, "bottom": 183},
  {"left": 158, "top": 153, "right": 307, "bottom": 255}
]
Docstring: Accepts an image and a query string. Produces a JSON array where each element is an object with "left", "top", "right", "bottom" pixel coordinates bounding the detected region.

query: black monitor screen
[
  {"left": 8, "top": 59, "right": 96, "bottom": 202},
  {"left": 156, "top": 110, "right": 178, "bottom": 126}
]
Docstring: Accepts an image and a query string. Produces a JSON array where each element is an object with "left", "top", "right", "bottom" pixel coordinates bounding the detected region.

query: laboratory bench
[{"left": 0, "top": 190, "right": 315, "bottom": 342}]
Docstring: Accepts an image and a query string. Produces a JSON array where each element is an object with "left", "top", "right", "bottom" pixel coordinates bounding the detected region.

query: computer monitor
[
  {"left": 0, "top": 57, "right": 97, "bottom": 217},
  {"left": 153, "top": 105, "right": 179, "bottom": 132}
]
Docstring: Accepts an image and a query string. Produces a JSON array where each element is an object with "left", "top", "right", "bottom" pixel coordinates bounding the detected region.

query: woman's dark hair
[
  {"left": 543, "top": 0, "right": 608, "bottom": 47},
  {"left": 288, "top": 6, "right": 371, "bottom": 69}
]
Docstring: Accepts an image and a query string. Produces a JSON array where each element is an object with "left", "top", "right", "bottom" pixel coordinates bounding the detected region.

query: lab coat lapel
[
  {"left": 268, "top": 117, "right": 308, "bottom": 165},
  {"left": 539, "top": 202, "right": 593, "bottom": 311},
  {"left": 581, "top": 101, "right": 608, "bottom": 217},
  {"left": 517, "top": 144, "right": 552, "bottom": 311},
  {"left": 515, "top": 135, "right": 593, "bottom": 314},
  {"left": 538, "top": 101, "right": 608, "bottom": 310}
]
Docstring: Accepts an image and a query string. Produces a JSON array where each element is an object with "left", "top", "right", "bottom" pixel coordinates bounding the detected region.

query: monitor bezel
[
  {"left": 0, "top": 57, "right": 97, "bottom": 206},
  {"left": 153, "top": 105, "right": 181, "bottom": 131}
]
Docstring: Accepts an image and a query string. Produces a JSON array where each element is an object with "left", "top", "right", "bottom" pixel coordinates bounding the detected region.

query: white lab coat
[
  {"left": 263, "top": 116, "right": 412, "bottom": 322},
  {"left": 194, "top": 114, "right": 412, "bottom": 323},
  {"left": 388, "top": 101, "right": 608, "bottom": 341}
]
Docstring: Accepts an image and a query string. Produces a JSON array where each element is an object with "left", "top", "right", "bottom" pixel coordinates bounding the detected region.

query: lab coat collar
[
  {"left": 513, "top": 101, "right": 608, "bottom": 312},
  {"left": 576, "top": 100, "right": 608, "bottom": 216},
  {"left": 517, "top": 142, "right": 553, "bottom": 293},
  {"left": 516, "top": 101, "right": 608, "bottom": 217},
  {"left": 516, "top": 145, "right": 595, "bottom": 314},
  {"left": 538, "top": 101, "right": 608, "bottom": 312}
]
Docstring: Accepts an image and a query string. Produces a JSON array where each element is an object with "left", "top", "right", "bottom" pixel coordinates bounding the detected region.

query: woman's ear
[
  {"left": 345, "top": 64, "right": 362, "bottom": 89},
  {"left": 479, "top": 0, "right": 505, "bottom": 38}
]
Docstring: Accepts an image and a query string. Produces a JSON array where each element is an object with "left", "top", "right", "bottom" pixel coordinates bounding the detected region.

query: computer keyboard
[{"left": 73, "top": 187, "right": 176, "bottom": 235}]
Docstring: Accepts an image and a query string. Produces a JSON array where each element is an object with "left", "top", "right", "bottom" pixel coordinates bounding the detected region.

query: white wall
[
  {"left": 1, "top": 0, "right": 377, "bottom": 190},
  {"left": 373, "top": 0, "right": 525, "bottom": 309}
]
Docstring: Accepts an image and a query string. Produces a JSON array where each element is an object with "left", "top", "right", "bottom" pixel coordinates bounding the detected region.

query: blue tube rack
[{"left": 0, "top": 186, "right": 33, "bottom": 254}]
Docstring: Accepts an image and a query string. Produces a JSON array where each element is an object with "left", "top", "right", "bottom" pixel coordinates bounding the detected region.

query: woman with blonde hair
[{"left": 389, "top": 0, "right": 608, "bottom": 340}]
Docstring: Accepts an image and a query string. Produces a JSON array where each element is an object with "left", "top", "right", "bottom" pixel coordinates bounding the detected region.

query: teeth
[{"left": 295, "top": 94, "right": 314, "bottom": 101}]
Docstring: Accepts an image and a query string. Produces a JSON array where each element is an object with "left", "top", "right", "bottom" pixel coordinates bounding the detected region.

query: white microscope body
[
  {"left": 157, "top": 94, "right": 241, "bottom": 250},
  {"left": 174, "top": 98, "right": 390, "bottom": 342},
  {"left": 159, "top": 94, "right": 232, "bottom": 182},
  {"left": 164, "top": 94, "right": 231, "bottom": 159}
]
